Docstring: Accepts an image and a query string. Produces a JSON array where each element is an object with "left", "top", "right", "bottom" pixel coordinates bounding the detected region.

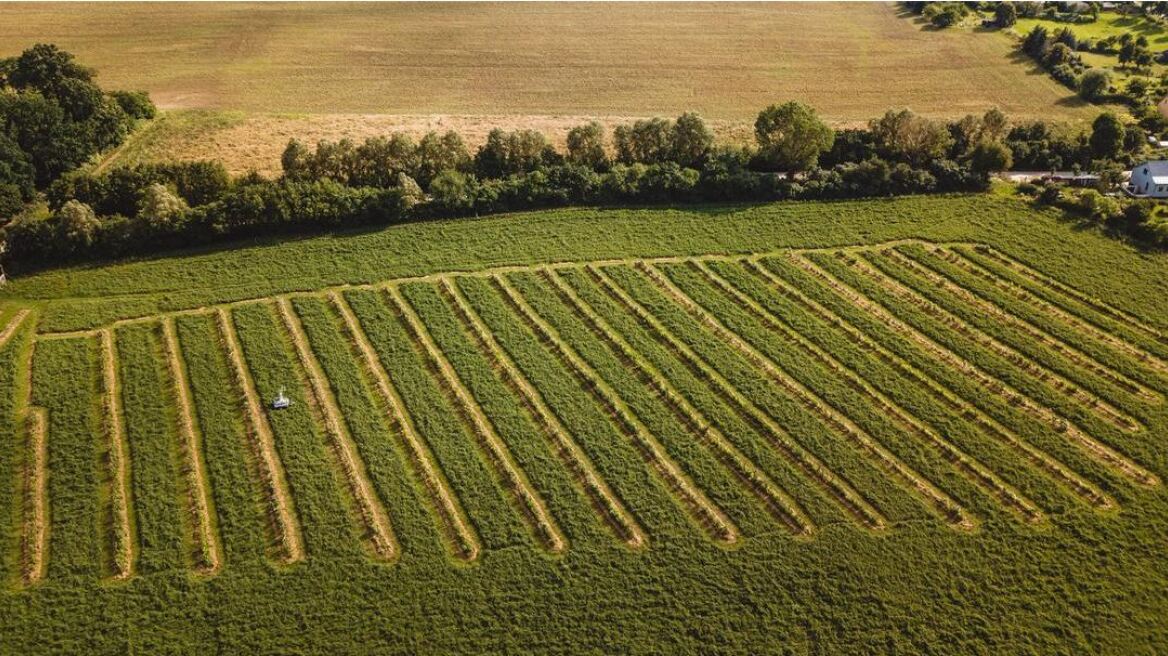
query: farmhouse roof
[{"left": 1135, "top": 160, "right": 1168, "bottom": 184}]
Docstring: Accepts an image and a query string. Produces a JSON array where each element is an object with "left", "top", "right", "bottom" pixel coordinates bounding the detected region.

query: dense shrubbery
[
  {"left": 0, "top": 44, "right": 155, "bottom": 216},
  {"left": 3, "top": 103, "right": 1012, "bottom": 271}
]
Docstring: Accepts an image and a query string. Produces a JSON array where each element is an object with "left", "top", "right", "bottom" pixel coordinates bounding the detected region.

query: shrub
[
  {"left": 1078, "top": 69, "right": 1111, "bottom": 102},
  {"left": 109, "top": 90, "right": 156, "bottom": 119}
]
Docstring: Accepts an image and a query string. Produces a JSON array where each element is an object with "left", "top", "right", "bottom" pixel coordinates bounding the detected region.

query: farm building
[{"left": 1126, "top": 161, "right": 1168, "bottom": 198}]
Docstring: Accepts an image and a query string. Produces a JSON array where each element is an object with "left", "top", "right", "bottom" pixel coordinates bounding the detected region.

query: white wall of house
[{"left": 1128, "top": 162, "right": 1168, "bottom": 198}]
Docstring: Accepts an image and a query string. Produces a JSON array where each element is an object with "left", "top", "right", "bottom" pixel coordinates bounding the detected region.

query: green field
[
  {"left": 0, "top": 2, "right": 1098, "bottom": 175},
  {"left": 1, "top": 194, "right": 1167, "bottom": 653}
]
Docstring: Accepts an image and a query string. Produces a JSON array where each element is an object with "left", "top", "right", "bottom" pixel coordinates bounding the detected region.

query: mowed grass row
[
  {"left": 342, "top": 288, "right": 532, "bottom": 553},
  {"left": 11, "top": 248, "right": 1166, "bottom": 585},
  {"left": 711, "top": 258, "right": 1108, "bottom": 516},
  {"left": 863, "top": 248, "right": 1144, "bottom": 433},
  {"left": 599, "top": 265, "right": 928, "bottom": 527},
  {"left": 797, "top": 253, "right": 1158, "bottom": 495},
  {"left": 917, "top": 245, "right": 1168, "bottom": 398}
]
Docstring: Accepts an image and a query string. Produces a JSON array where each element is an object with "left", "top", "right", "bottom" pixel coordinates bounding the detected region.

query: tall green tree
[
  {"left": 1089, "top": 112, "right": 1125, "bottom": 160},
  {"left": 754, "top": 101, "right": 834, "bottom": 176}
]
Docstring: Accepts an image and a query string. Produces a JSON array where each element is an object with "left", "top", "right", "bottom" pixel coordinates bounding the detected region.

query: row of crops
[{"left": 4, "top": 241, "right": 1166, "bottom": 584}]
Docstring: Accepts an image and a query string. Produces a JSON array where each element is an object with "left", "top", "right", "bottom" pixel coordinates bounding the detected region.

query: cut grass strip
[
  {"left": 98, "top": 328, "right": 135, "bottom": 580},
  {"left": 940, "top": 246, "right": 1168, "bottom": 379},
  {"left": 439, "top": 279, "right": 646, "bottom": 548},
  {"left": 747, "top": 258, "right": 1114, "bottom": 511},
  {"left": 541, "top": 268, "right": 812, "bottom": 536},
  {"left": 330, "top": 291, "right": 481, "bottom": 562},
  {"left": 588, "top": 265, "right": 886, "bottom": 531},
  {"left": 387, "top": 286, "right": 566, "bottom": 554},
  {"left": 276, "top": 298, "right": 400, "bottom": 562},
  {"left": 790, "top": 254, "right": 1160, "bottom": 488},
  {"left": 216, "top": 308, "right": 305, "bottom": 563},
  {"left": 161, "top": 318, "right": 223, "bottom": 574},
  {"left": 959, "top": 245, "right": 1168, "bottom": 348},
  {"left": 639, "top": 262, "right": 974, "bottom": 530},
  {"left": 859, "top": 250, "right": 1141, "bottom": 433},
  {"left": 491, "top": 274, "right": 739, "bottom": 544},
  {"left": 21, "top": 407, "right": 47, "bottom": 584},
  {"left": 893, "top": 246, "right": 1157, "bottom": 405},
  {"left": 0, "top": 309, "right": 31, "bottom": 349},
  {"left": 695, "top": 260, "right": 1043, "bottom": 523},
  {"left": 34, "top": 337, "right": 103, "bottom": 581},
  {"left": 174, "top": 313, "right": 270, "bottom": 569}
]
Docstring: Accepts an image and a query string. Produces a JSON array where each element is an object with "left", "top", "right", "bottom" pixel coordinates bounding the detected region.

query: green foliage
[
  {"left": 566, "top": 121, "right": 608, "bottom": 170},
  {"left": 754, "top": 101, "right": 835, "bottom": 175},
  {"left": 1077, "top": 68, "right": 1111, "bottom": 102},
  {"left": 1090, "top": 111, "right": 1126, "bottom": 159}
]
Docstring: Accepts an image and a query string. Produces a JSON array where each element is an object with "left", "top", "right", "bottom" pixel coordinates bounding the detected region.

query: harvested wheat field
[
  {"left": 0, "top": 2, "right": 1098, "bottom": 175},
  {"left": 1, "top": 195, "right": 1167, "bottom": 653}
]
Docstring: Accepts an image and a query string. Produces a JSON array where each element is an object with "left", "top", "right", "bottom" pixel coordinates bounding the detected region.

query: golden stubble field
[{"left": 0, "top": 2, "right": 1097, "bottom": 174}]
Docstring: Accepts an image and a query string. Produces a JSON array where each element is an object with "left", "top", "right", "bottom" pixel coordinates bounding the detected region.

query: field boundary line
[
  {"left": 439, "top": 279, "right": 647, "bottom": 549},
  {"left": 939, "top": 246, "right": 1168, "bottom": 378},
  {"left": 696, "top": 261, "right": 1042, "bottom": 522},
  {"left": 589, "top": 265, "right": 887, "bottom": 531},
  {"left": 639, "top": 262, "right": 975, "bottom": 530},
  {"left": 893, "top": 246, "right": 1157, "bottom": 404},
  {"left": 276, "top": 299, "right": 401, "bottom": 562},
  {"left": 216, "top": 308, "right": 306, "bottom": 563},
  {"left": 746, "top": 258, "right": 1114, "bottom": 511},
  {"left": 0, "top": 309, "right": 31, "bottom": 348},
  {"left": 387, "top": 286, "right": 566, "bottom": 554},
  {"left": 958, "top": 245, "right": 1168, "bottom": 346},
  {"left": 491, "top": 274, "right": 740, "bottom": 544},
  {"left": 161, "top": 318, "right": 224, "bottom": 574},
  {"left": 790, "top": 254, "right": 1159, "bottom": 488},
  {"left": 99, "top": 328, "right": 136, "bottom": 580},
  {"left": 542, "top": 268, "right": 813, "bottom": 536},
  {"left": 328, "top": 291, "right": 481, "bottom": 562},
  {"left": 858, "top": 250, "right": 1141, "bottom": 433}
]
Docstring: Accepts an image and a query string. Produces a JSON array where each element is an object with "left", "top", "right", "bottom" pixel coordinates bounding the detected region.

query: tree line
[{"left": 0, "top": 43, "right": 1155, "bottom": 272}]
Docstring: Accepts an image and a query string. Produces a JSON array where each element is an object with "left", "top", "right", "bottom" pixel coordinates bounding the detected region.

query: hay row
[
  {"left": 387, "top": 286, "right": 567, "bottom": 554},
  {"left": 893, "top": 247, "right": 1156, "bottom": 404},
  {"left": 696, "top": 261, "right": 1042, "bottom": 522},
  {"left": 275, "top": 299, "right": 400, "bottom": 562},
  {"left": 215, "top": 309, "right": 306, "bottom": 563},
  {"left": 161, "top": 318, "right": 224, "bottom": 573},
  {"left": 99, "top": 328, "right": 136, "bottom": 579},
  {"left": 439, "top": 279, "right": 647, "bottom": 548},
  {"left": 21, "top": 407, "right": 48, "bottom": 584},
  {"left": 857, "top": 252, "right": 1141, "bottom": 434},
  {"left": 542, "top": 269, "right": 812, "bottom": 536},
  {"left": 745, "top": 259, "right": 1114, "bottom": 510},
  {"left": 638, "top": 262, "right": 975, "bottom": 530},
  {"left": 491, "top": 274, "right": 740, "bottom": 544},
  {"left": 587, "top": 265, "right": 887, "bottom": 531},
  {"left": 789, "top": 255, "right": 1159, "bottom": 488},
  {"left": 940, "top": 247, "right": 1168, "bottom": 377},
  {"left": 961, "top": 245, "right": 1167, "bottom": 346},
  {"left": 328, "top": 292, "right": 481, "bottom": 562}
]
